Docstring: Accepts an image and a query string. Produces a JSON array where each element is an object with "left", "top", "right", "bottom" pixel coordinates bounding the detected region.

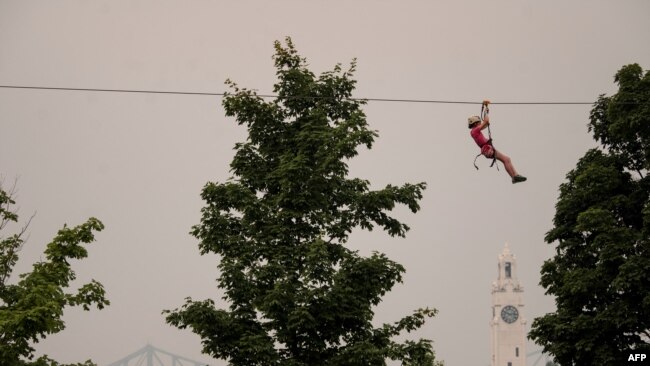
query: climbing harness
[{"left": 473, "top": 100, "right": 500, "bottom": 171}]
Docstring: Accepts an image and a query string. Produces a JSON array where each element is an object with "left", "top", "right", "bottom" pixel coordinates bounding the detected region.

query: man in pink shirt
[{"left": 469, "top": 114, "right": 527, "bottom": 184}]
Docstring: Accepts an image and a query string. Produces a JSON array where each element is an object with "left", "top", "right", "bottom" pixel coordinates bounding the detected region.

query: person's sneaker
[{"left": 512, "top": 175, "right": 527, "bottom": 184}]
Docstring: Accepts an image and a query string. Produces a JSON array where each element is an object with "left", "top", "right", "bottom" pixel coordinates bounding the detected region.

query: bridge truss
[{"left": 106, "top": 344, "right": 209, "bottom": 366}]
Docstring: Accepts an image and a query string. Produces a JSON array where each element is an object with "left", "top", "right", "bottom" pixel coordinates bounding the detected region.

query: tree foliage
[
  {"left": 165, "top": 38, "right": 441, "bottom": 365},
  {"left": 530, "top": 64, "right": 650, "bottom": 365},
  {"left": 0, "top": 180, "right": 109, "bottom": 365}
]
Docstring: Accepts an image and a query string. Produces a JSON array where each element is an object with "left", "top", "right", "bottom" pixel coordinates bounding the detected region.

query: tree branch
[{"left": 0, "top": 177, "right": 35, "bottom": 290}]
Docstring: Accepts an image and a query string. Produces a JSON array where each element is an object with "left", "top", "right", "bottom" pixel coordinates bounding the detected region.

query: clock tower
[{"left": 490, "top": 243, "right": 526, "bottom": 366}]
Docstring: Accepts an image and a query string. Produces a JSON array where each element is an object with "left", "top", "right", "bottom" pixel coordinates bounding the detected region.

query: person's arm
[{"left": 479, "top": 114, "right": 490, "bottom": 130}]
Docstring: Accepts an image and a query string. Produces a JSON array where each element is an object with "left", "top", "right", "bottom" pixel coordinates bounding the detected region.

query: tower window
[
  {"left": 516, "top": 347, "right": 519, "bottom": 357},
  {"left": 507, "top": 362, "right": 512, "bottom": 366},
  {"left": 505, "top": 262, "right": 512, "bottom": 278}
]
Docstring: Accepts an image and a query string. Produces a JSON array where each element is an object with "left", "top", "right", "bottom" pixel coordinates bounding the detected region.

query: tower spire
[{"left": 502, "top": 242, "right": 511, "bottom": 255}]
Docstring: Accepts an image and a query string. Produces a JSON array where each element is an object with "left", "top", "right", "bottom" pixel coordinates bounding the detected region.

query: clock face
[{"left": 501, "top": 305, "right": 519, "bottom": 324}]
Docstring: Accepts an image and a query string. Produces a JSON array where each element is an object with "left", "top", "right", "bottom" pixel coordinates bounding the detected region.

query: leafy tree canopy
[
  {"left": 0, "top": 180, "right": 109, "bottom": 365},
  {"left": 165, "top": 38, "right": 441, "bottom": 366},
  {"left": 530, "top": 64, "right": 650, "bottom": 365}
]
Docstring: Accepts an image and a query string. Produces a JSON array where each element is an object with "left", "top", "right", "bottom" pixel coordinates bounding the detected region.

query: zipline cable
[{"left": 0, "top": 84, "right": 599, "bottom": 105}]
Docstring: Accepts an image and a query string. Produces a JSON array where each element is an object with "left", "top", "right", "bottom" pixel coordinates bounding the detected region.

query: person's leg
[{"left": 494, "top": 150, "right": 517, "bottom": 178}]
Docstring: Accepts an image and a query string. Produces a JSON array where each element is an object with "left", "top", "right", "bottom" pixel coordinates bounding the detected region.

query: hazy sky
[{"left": 1, "top": 1, "right": 649, "bottom": 365}]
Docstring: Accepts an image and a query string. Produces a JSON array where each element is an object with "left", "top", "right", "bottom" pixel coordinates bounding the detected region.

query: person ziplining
[{"left": 469, "top": 100, "right": 527, "bottom": 184}]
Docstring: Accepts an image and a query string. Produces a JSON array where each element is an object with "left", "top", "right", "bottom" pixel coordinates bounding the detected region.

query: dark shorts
[{"left": 481, "top": 144, "right": 495, "bottom": 158}]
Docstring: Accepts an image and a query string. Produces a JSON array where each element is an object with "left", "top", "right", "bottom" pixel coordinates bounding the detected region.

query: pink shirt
[{"left": 470, "top": 126, "right": 489, "bottom": 147}]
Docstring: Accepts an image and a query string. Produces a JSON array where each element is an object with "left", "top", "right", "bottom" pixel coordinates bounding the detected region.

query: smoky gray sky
[{"left": 1, "top": 1, "right": 649, "bottom": 365}]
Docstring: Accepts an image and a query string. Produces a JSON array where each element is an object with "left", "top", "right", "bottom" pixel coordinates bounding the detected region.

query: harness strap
[
  {"left": 474, "top": 143, "right": 499, "bottom": 171},
  {"left": 490, "top": 149, "right": 499, "bottom": 170}
]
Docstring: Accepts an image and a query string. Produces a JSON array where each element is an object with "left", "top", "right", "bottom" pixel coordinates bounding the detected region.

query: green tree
[
  {"left": 0, "top": 180, "right": 109, "bottom": 365},
  {"left": 165, "top": 38, "right": 441, "bottom": 366},
  {"left": 530, "top": 64, "right": 650, "bottom": 365}
]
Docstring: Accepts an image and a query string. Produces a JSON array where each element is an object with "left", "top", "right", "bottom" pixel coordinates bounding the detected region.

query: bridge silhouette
[
  {"left": 527, "top": 349, "right": 557, "bottom": 366},
  {"left": 106, "top": 344, "right": 209, "bottom": 366},
  {"left": 107, "top": 343, "right": 555, "bottom": 366}
]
